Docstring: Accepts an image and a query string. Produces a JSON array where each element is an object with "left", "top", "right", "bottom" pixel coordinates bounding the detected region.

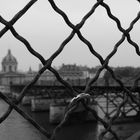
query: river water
[
  {"left": 0, "top": 100, "right": 140, "bottom": 140},
  {"left": 0, "top": 100, "right": 99, "bottom": 140}
]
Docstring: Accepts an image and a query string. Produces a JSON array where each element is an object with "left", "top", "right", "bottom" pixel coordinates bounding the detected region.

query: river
[
  {"left": 0, "top": 100, "right": 140, "bottom": 140},
  {"left": 0, "top": 100, "right": 99, "bottom": 140}
]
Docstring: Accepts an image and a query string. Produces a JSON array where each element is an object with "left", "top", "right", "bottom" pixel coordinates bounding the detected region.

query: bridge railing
[{"left": 0, "top": 0, "right": 140, "bottom": 140}]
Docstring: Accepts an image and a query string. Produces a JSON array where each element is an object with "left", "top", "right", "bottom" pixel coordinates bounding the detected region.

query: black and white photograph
[{"left": 0, "top": 0, "right": 140, "bottom": 140}]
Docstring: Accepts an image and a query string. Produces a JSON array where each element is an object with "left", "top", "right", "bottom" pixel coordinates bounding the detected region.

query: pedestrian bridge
[
  {"left": 10, "top": 85, "right": 140, "bottom": 95},
  {"left": 11, "top": 85, "right": 140, "bottom": 119}
]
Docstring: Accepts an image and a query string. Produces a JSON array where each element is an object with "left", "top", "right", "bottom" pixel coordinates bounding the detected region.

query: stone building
[
  {"left": 58, "top": 64, "right": 89, "bottom": 80},
  {"left": 0, "top": 50, "right": 102, "bottom": 86},
  {"left": 0, "top": 49, "right": 56, "bottom": 85},
  {"left": 0, "top": 49, "right": 25, "bottom": 85}
]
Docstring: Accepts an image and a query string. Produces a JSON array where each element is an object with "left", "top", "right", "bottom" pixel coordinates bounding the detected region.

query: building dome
[
  {"left": 2, "top": 49, "right": 18, "bottom": 72},
  {"left": 2, "top": 49, "right": 17, "bottom": 65}
]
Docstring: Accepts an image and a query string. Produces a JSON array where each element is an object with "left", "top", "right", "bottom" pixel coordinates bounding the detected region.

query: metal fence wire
[{"left": 0, "top": 0, "right": 140, "bottom": 140}]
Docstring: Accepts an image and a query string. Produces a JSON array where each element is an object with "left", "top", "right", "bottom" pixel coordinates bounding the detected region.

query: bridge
[
  {"left": 10, "top": 85, "right": 140, "bottom": 120},
  {"left": 10, "top": 84, "right": 140, "bottom": 94}
]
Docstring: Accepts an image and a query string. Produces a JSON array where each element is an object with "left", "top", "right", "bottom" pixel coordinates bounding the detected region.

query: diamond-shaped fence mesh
[{"left": 0, "top": 0, "right": 140, "bottom": 140}]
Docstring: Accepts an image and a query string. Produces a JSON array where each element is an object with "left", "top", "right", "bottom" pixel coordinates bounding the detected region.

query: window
[{"left": 9, "top": 65, "right": 12, "bottom": 72}]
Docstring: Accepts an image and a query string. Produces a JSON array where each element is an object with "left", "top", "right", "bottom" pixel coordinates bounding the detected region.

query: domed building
[
  {"left": 0, "top": 49, "right": 56, "bottom": 85},
  {"left": 2, "top": 49, "right": 18, "bottom": 72},
  {"left": 0, "top": 49, "right": 25, "bottom": 85},
  {"left": 0, "top": 50, "right": 95, "bottom": 86}
]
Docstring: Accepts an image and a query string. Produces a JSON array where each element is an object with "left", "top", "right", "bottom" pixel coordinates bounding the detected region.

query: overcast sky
[{"left": 0, "top": 0, "right": 140, "bottom": 71}]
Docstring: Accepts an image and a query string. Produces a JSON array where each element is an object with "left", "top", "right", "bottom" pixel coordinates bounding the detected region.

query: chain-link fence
[{"left": 0, "top": 0, "right": 140, "bottom": 140}]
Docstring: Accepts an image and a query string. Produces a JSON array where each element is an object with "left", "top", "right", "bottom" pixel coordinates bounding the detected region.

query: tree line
[{"left": 103, "top": 66, "right": 140, "bottom": 86}]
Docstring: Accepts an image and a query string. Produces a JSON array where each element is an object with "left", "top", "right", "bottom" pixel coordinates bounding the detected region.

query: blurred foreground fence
[{"left": 0, "top": 0, "right": 140, "bottom": 140}]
